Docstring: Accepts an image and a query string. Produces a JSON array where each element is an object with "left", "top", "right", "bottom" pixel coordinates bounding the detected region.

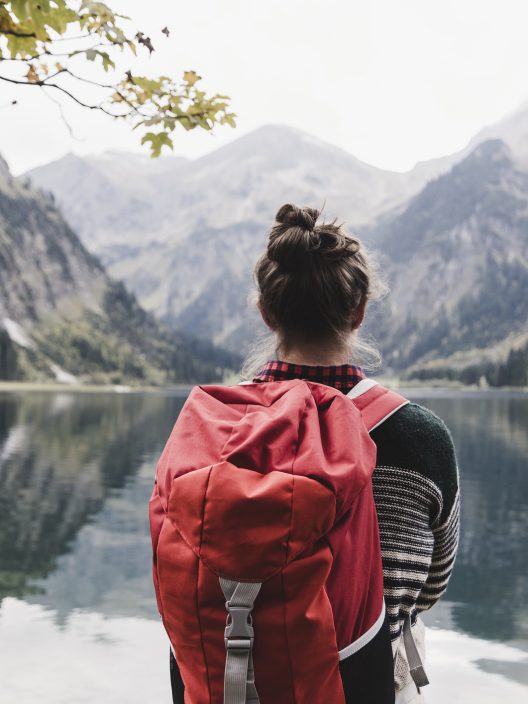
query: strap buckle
[
  {"left": 410, "top": 665, "right": 429, "bottom": 689},
  {"left": 224, "top": 604, "right": 254, "bottom": 650}
]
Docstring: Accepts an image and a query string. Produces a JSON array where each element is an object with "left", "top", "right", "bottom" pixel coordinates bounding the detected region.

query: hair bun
[
  {"left": 267, "top": 203, "right": 363, "bottom": 273},
  {"left": 267, "top": 203, "right": 322, "bottom": 272},
  {"left": 275, "top": 203, "right": 320, "bottom": 231}
]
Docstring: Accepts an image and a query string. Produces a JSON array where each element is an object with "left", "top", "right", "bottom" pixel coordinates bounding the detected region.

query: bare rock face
[
  {"left": 0, "top": 165, "right": 105, "bottom": 322},
  {"left": 0, "top": 155, "right": 11, "bottom": 180},
  {"left": 26, "top": 127, "right": 411, "bottom": 253},
  {"left": 23, "top": 125, "right": 426, "bottom": 351},
  {"left": 23, "top": 110, "right": 528, "bottom": 385},
  {"left": 365, "top": 139, "right": 528, "bottom": 384},
  {"left": 0, "top": 159, "right": 238, "bottom": 384}
]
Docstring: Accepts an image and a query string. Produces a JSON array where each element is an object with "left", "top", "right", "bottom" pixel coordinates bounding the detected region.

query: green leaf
[
  {"left": 182, "top": 70, "right": 200, "bottom": 86},
  {"left": 97, "top": 49, "right": 114, "bottom": 70},
  {"left": 1, "top": 2, "right": 236, "bottom": 154},
  {"left": 140, "top": 131, "right": 173, "bottom": 158},
  {"left": 221, "top": 114, "right": 237, "bottom": 128}
]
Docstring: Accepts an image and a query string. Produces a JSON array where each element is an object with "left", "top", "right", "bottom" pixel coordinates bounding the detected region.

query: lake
[{"left": 0, "top": 387, "right": 527, "bottom": 703}]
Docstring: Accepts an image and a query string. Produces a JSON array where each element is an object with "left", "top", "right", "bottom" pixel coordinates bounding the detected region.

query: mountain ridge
[
  {"left": 0, "top": 157, "right": 238, "bottom": 384},
  {"left": 21, "top": 103, "right": 528, "bottom": 386},
  {"left": 364, "top": 138, "right": 528, "bottom": 384}
]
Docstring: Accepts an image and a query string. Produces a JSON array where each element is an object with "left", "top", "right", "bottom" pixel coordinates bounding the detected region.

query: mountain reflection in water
[
  {"left": 413, "top": 394, "right": 528, "bottom": 645},
  {"left": 0, "top": 390, "right": 184, "bottom": 612}
]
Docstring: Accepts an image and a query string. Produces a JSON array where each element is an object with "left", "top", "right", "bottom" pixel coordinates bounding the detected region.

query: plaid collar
[{"left": 252, "top": 359, "right": 365, "bottom": 392}]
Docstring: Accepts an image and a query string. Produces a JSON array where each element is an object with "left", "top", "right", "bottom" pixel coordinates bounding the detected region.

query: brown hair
[{"left": 240, "top": 203, "right": 386, "bottom": 379}]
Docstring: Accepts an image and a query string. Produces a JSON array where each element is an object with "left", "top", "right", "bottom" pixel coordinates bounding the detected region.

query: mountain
[
  {"left": 27, "top": 103, "right": 528, "bottom": 262},
  {"left": 364, "top": 139, "right": 528, "bottom": 385},
  {"left": 26, "top": 126, "right": 414, "bottom": 256},
  {"left": 406, "top": 102, "right": 528, "bottom": 188},
  {"left": 24, "top": 125, "right": 432, "bottom": 349},
  {"left": 22, "top": 107, "right": 528, "bottom": 384},
  {"left": 467, "top": 101, "right": 528, "bottom": 170},
  {"left": 0, "top": 155, "right": 238, "bottom": 385},
  {"left": 22, "top": 150, "right": 189, "bottom": 261}
]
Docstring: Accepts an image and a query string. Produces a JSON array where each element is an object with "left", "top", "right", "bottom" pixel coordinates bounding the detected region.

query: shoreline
[
  {"left": 0, "top": 378, "right": 526, "bottom": 395},
  {"left": 0, "top": 381, "right": 194, "bottom": 395}
]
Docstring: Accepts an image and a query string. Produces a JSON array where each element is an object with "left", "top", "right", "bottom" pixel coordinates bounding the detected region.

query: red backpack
[{"left": 149, "top": 378, "right": 408, "bottom": 704}]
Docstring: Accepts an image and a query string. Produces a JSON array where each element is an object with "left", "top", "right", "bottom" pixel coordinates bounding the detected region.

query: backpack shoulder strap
[{"left": 347, "top": 379, "right": 409, "bottom": 433}]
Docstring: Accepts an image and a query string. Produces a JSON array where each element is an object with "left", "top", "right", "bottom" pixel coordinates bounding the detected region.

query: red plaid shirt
[{"left": 252, "top": 359, "right": 365, "bottom": 393}]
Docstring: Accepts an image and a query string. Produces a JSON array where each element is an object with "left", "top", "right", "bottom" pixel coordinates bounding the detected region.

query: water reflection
[
  {"left": 25, "top": 457, "right": 162, "bottom": 623},
  {"left": 410, "top": 394, "right": 528, "bottom": 645},
  {"left": 0, "top": 390, "right": 184, "bottom": 607}
]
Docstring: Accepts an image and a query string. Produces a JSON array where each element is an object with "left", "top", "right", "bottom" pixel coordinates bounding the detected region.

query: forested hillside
[
  {"left": 365, "top": 140, "right": 528, "bottom": 386},
  {"left": 0, "top": 155, "right": 238, "bottom": 385}
]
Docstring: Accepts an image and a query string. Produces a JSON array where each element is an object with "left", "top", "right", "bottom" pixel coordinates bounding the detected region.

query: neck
[{"left": 276, "top": 339, "right": 351, "bottom": 366}]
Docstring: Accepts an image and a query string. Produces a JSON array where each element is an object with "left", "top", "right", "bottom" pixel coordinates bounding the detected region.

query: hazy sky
[{"left": 2, "top": 0, "right": 528, "bottom": 174}]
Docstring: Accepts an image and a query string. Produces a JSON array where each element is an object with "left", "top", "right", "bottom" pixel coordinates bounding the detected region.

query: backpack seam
[
  {"left": 280, "top": 571, "right": 298, "bottom": 703},
  {"left": 284, "top": 392, "right": 310, "bottom": 564},
  {"left": 283, "top": 389, "right": 309, "bottom": 701},
  {"left": 219, "top": 402, "right": 249, "bottom": 460},
  {"left": 196, "top": 465, "right": 213, "bottom": 700}
]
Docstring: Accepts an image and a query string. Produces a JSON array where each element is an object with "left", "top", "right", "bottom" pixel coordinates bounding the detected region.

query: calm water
[{"left": 0, "top": 388, "right": 527, "bottom": 703}]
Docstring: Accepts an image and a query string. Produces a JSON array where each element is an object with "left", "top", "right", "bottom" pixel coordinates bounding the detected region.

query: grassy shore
[
  {"left": 0, "top": 380, "right": 194, "bottom": 394},
  {"left": 0, "top": 377, "right": 526, "bottom": 395}
]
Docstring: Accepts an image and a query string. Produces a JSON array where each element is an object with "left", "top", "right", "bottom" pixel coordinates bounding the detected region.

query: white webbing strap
[
  {"left": 402, "top": 614, "right": 429, "bottom": 689},
  {"left": 220, "top": 578, "right": 262, "bottom": 704}
]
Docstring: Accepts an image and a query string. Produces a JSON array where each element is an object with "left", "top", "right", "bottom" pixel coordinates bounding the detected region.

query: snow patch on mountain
[{"left": 2, "top": 318, "right": 34, "bottom": 350}]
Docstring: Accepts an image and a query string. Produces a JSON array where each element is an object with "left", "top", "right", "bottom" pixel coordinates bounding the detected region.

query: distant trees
[
  {"left": 496, "top": 345, "right": 528, "bottom": 387},
  {"left": 0, "top": 328, "right": 19, "bottom": 379},
  {"left": 0, "top": 1, "right": 236, "bottom": 156},
  {"left": 408, "top": 342, "right": 528, "bottom": 388}
]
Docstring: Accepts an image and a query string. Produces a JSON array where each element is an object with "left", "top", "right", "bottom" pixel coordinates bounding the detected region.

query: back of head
[{"left": 253, "top": 203, "right": 383, "bottom": 350}]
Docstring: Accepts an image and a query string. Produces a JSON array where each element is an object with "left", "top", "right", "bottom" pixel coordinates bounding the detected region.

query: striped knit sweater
[
  {"left": 371, "top": 402, "right": 460, "bottom": 689},
  {"left": 254, "top": 360, "right": 461, "bottom": 692}
]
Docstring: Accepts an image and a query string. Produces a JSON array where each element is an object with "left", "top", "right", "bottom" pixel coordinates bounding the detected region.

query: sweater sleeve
[
  {"left": 413, "top": 408, "right": 460, "bottom": 612},
  {"left": 371, "top": 401, "right": 461, "bottom": 614},
  {"left": 416, "top": 488, "right": 460, "bottom": 611}
]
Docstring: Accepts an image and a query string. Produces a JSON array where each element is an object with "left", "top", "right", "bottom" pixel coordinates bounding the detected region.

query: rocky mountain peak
[
  {"left": 365, "top": 137, "right": 528, "bottom": 379},
  {"left": 0, "top": 154, "right": 10, "bottom": 178},
  {"left": 456, "top": 138, "right": 512, "bottom": 175},
  {"left": 0, "top": 155, "right": 238, "bottom": 384}
]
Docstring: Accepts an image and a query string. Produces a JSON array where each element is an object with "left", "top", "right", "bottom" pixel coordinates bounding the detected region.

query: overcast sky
[{"left": 2, "top": 0, "right": 528, "bottom": 174}]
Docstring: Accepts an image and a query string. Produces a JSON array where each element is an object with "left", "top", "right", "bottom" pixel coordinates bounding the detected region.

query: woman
[
  {"left": 240, "top": 203, "right": 460, "bottom": 703},
  {"left": 164, "top": 202, "right": 459, "bottom": 703}
]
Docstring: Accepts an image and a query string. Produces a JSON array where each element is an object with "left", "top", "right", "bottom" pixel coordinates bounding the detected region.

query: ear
[
  {"left": 352, "top": 295, "right": 367, "bottom": 330},
  {"left": 257, "top": 296, "right": 275, "bottom": 330}
]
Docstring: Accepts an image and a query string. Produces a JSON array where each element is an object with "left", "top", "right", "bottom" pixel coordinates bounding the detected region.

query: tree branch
[
  {"left": 63, "top": 68, "right": 115, "bottom": 90},
  {"left": 1, "top": 29, "right": 37, "bottom": 38},
  {"left": 42, "top": 87, "right": 83, "bottom": 140},
  {"left": 0, "top": 66, "right": 150, "bottom": 119},
  {"left": 0, "top": 73, "right": 119, "bottom": 116},
  {"left": 0, "top": 49, "right": 91, "bottom": 61},
  {"left": 62, "top": 68, "right": 149, "bottom": 116},
  {"left": 0, "top": 41, "right": 114, "bottom": 63},
  {"left": 42, "top": 68, "right": 67, "bottom": 82},
  {"left": 46, "top": 33, "right": 91, "bottom": 42}
]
